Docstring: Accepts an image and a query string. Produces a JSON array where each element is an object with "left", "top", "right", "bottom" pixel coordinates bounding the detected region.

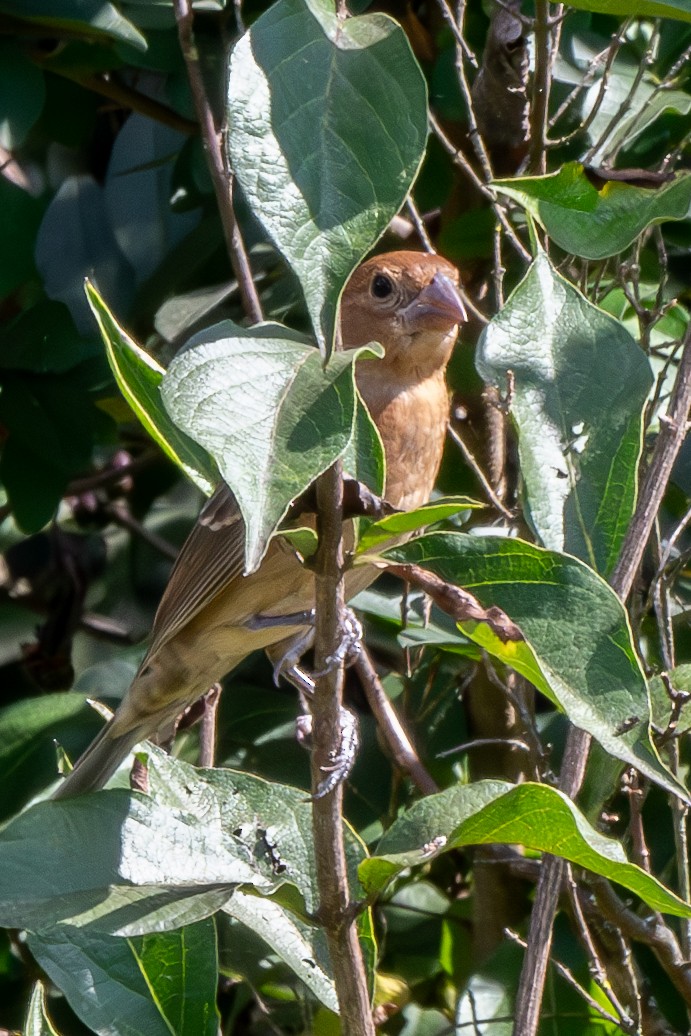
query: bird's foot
[
  {"left": 296, "top": 706, "right": 360, "bottom": 799},
  {"left": 313, "top": 608, "right": 363, "bottom": 677}
]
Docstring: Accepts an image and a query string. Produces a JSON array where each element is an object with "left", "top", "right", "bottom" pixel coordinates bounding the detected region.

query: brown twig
[
  {"left": 446, "top": 422, "right": 513, "bottom": 520},
  {"left": 354, "top": 648, "right": 439, "bottom": 796},
  {"left": 381, "top": 562, "right": 523, "bottom": 643},
  {"left": 312, "top": 463, "right": 374, "bottom": 1036},
  {"left": 173, "top": 0, "right": 263, "bottom": 324},
  {"left": 513, "top": 323, "right": 691, "bottom": 1036},
  {"left": 529, "top": 0, "right": 556, "bottom": 174}
]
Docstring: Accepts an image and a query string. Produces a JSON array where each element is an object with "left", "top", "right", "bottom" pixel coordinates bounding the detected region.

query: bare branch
[{"left": 173, "top": 0, "right": 263, "bottom": 324}]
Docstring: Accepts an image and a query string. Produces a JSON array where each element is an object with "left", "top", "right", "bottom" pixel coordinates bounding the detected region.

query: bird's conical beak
[{"left": 401, "top": 272, "right": 467, "bottom": 332}]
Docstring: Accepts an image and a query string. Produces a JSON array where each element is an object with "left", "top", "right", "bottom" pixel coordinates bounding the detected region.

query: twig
[
  {"left": 29, "top": 61, "right": 197, "bottom": 136},
  {"left": 104, "top": 501, "right": 179, "bottom": 561},
  {"left": 451, "top": 0, "right": 493, "bottom": 181},
  {"left": 429, "top": 114, "right": 531, "bottom": 264},
  {"left": 446, "top": 422, "right": 513, "bottom": 520},
  {"left": 405, "top": 197, "right": 435, "bottom": 253},
  {"left": 565, "top": 868, "right": 634, "bottom": 1029},
  {"left": 529, "top": 0, "right": 556, "bottom": 174},
  {"left": 611, "top": 323, "right": 691, "bottom": 598},
  {"left": 513, "top": 323, "right": 691, "bottom": 1036},
  {"left": 382, "top": 563, "right": 523, "bottom": 643},
  {"left": 173, "top": 0, "right": 263, "bottom": 324},
  {"left": 591, "top": 877, "right": 691, "bottom": 1006},
  {"left": 583, "top": 21, "right": 661, "bottom": 165},
  {"left": 312, "top": 462, "right": 374, "bottom": 1036},
  {"left": 505, "top": 929, "right": 627, "bottom": 1030},
  {"left": 548, "top": 19, "right": 631, "bottom": 147},
  {"left": 354, "top": 648, "right": 439, "bottom": 796},
  {"left": 198, "top": 683, "right": 221, "bottom": 768}
]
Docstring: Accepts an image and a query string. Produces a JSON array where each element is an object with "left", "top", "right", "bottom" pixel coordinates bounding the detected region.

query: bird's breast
[{"left": 359, "top": 370, "right": 449, "bottom": 512}]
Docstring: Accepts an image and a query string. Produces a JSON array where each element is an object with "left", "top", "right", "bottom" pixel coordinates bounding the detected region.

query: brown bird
[{"left": 54, "top": 251, "right": 466, "bottom": 798}]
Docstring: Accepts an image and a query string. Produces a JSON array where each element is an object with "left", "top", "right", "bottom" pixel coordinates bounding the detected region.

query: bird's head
[{"left": 340, "top": 251, "right": 467, "bottom": 378}]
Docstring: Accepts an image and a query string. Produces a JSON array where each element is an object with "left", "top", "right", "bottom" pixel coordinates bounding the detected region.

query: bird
[{"left": 53, "top": 250, "right": 466, "bottom": 798}]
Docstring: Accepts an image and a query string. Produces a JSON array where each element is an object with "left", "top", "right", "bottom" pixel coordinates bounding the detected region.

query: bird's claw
[
  {"left": 296, "top": 706, "right": 359, "bottom": 799},
  {"left": 313, "top": 608, "right": 363, "bottom": 677}
]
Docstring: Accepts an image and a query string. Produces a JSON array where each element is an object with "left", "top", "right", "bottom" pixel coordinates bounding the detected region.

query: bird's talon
[{"left": 310, "top": 707, "right": 359, "bottom": 799}]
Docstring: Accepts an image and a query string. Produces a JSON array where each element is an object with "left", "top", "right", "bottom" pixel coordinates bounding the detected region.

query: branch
[
  {"left": 354, "top": 647, "right": 439, "bottom": 796},
  {"left": 173, "top": 0, "right": 263, "bottom": 324},
  {"left": 513, "top": 324, "right": 691, "bottom": 1036},
  {"left": 382, "top": 562, "right": 523, "bottom": 643},
  {"left": 312, "top": 463, "right": 374, "bottom": 1036}
]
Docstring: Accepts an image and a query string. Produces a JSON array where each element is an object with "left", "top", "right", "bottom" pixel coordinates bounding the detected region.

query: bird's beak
[{"left": 400, "top": 272, "right": 468, "bottom": 332}]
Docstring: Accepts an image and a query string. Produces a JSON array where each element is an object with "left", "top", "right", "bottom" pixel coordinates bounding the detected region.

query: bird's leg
[{"left": 266, "top": 610, "right": 363, "bottom": 799}]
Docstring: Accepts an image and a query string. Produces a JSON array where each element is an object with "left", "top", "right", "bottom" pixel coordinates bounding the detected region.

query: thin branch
[
  {"left": 506, "top": 929, "right": 627, "bottom": 1030},
  {"left": 447, "top": 422, "right": 514, "bottom": 520},
  {"left": 29, "top": 60, "right": 197, "bottom": 135},
  {"left": 529, "top": 0, "right": 556, "bottom": 173},
  {"left": 312, "top": 462, "right": 374, "bottom": 1036},
  {"left": 405, "top": 197, "right": 435, "bottom": 253},
  {"left": 354, "top": 648, "right": 439, "bottom": 796},
  {"left": 104, "top": 501, "right": 179, "bottom": 561},
  {"left": 514, "top": 323, "right": 691, "bottom": 1036},
  {"left": 548, "top": 19, "right": 632, "bottom": 147},
  {"left": 429, "top": 114, "right": 531, "bottom": 264},
  {"left": 173, "top": 0, "right": 263, "bottom": 324}
]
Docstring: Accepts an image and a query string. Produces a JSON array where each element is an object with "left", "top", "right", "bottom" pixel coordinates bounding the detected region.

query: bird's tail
[{"left": 52, "top": 721, "right": 141, "bottom": 799}]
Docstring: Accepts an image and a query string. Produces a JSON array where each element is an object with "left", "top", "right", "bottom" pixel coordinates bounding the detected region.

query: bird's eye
[{"left": 371, "top": 273, "right": 394, "bottom": 299}]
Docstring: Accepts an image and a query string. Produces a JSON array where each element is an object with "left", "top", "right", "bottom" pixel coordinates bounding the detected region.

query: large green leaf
[
  {"left": 85, "top": 282, "right": 217, "bottom": 495},
  {"left": 361, "top": 781, "right": 691, "bottom": 917},
  {"left": 493, "top": 164, "right": 691, "bottom": 260},
  {"left": 0, "top": 748, "right": 369, "bottom": 988},
  {"left": 553, "top": 0, "right": 691, "bottom": 22},
  {"left": 28, "top": 920, "right": 219, "bottom": 1036},
  {"left": 476, "top": 252, "right": 652, "bottom": 576},
  {"left": 383, "top": 533, "right": 688, "bottom": 802},
  {"left": 226, "top": 0, "right": 427, "bottom": 355},
  {"left": 161, "top": 320, "right": 383, "bottom": 571},
  {"left": 0, "top": 0, "right": 147, "bottom": 49}
]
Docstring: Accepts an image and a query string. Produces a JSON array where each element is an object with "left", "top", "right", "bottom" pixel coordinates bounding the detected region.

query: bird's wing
[{"left": 147, "top": 484, "right": 246, "bottom": 656}]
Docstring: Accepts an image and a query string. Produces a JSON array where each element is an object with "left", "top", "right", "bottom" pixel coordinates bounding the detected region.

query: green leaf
[
  {"left": 342, "top": 392, "right": 386, "bottom": 498},
  {"left": 28, "top": 920, "right": 219, "bottom": 1036},
  {"left": 161, "top": 320, "right": 383, "bottom": 571},
  {"left": 362, "top": 780, "right": 691, "bottom": 917},
  {"left": 0, "top": 747, "right": 369, "bottom": 937},
  {"left": 226, "top": 0, "right": 427, "bottom": 355},
  {"left": 476, "top": 252, "right": 652, "bottom": 576},
  {"left": 85, "top": 281, "right": 217, "bottom": 495},
  {"left": 0, "top": 0, "right": 147, "bottom": 49},
  {"left": 25, "top": 982, "right": 61, "bottom": 1036},
  {"left": 493, "top": 164, "right": 691, "bottom": 260},
  {"left": 552, "top": 0, "right": 691, "bottom": 22},
  {"left": 383, "top": 533, "right": 688, "bottom": 802},
  {"left": 0, "top": 692, "right": 109, "bottom": 821},
  {"left": 356, "top": 496, "right": 482, "bottom": 553},
  {"left": 222, "top": 891, "right": 338, "bottom": 1012}
]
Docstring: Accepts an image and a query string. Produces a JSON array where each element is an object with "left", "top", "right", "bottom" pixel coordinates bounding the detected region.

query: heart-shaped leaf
[
  {"left": 383, "top": 533, "right": 688, "bottom": 802},
  {"left": 226, "top": 0, "right": 427, "bottom": 355},
  {"left": 476, "top": 252, "right": 652, "bottom": 576},
  {"left": 161, "top": 320, "right": 383, "bottom": 571}
]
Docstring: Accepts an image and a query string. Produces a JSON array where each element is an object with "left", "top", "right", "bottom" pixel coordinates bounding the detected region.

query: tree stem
[{"left": 312, "top": 463, "right": 374, "bottom": 1036}]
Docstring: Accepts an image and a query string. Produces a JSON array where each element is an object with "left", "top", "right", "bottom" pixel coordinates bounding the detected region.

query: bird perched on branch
[{"left": 54, "top": 251, "right": 466, "bottom": 798}]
